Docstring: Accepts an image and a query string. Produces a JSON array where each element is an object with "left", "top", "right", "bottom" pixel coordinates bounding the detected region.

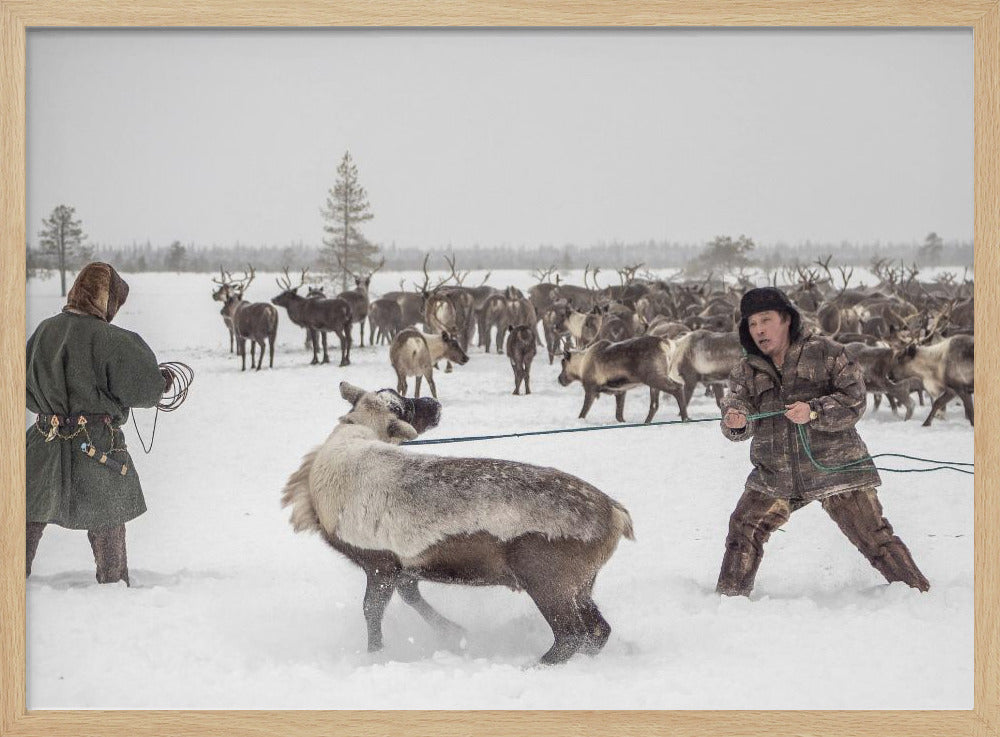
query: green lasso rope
[
  {"left": 750, "top": 409, "right": 974, "bottom": 476},
  {"left": 403, "top": 408, "right": 973, "bottom": 475}
]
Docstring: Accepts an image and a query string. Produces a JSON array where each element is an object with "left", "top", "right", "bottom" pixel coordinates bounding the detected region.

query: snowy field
[{"left": 24, "top": 269, "right": 974, "bottom": 710}]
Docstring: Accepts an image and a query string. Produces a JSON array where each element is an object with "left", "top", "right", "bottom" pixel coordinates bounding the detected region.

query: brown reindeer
[
  {"left": 506, "top": 324, "right": 537, "bottom": 395},
  {"left": 271, "top": 267, "right": 354, "bottom": 366},
  {"left": 218, "top": 266, "right": 278, "bottom": 371},
  {"left": 389, "top": 328, "right": 469, "bottom": 399},
  {"left": 558, "top": 335, "right": 688, "bottom": 423},
  {"left": 281, "top": 382, "right": 634, "bottom": 665},
  {"left": 211, "top": 266, "right": 254, "bottom": 353},
  {"left": 336, "top": 256, "right": 384, "bottom": 348},
  {"left": 478, "top": 292, "right": 508, "bottom": 353},
  {"left": 540, "top": 299, "right": 573, "bottom": 364},
  {"left": 368, "top": 298, "right": 404, "bottom": 345},
  {"left": 497, "top": 291, "right": 539, "bottom": 353}
]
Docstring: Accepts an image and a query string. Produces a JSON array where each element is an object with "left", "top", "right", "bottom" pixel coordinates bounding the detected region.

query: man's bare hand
[
  {"left": 724, "top": 409, "right": 748, "bottom": 429},
  {"left": 784, "top": 401, "right": 813, "bottom": 425}
]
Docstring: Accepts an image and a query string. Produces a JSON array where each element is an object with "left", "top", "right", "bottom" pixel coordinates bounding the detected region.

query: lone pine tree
[
  {"left": 320, "top": 151, "right": 382, "bottom": 291},
  {"left": 38, "top": 204, "right": 87, "bottom": 296}
]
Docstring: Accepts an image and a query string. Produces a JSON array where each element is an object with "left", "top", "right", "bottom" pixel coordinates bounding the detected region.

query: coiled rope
[
  {"left": 132, "top": 361, "right": 194, "bottom": 453},
  {"left": 402, "top": 408, "right": 974, "bottom": 475}
]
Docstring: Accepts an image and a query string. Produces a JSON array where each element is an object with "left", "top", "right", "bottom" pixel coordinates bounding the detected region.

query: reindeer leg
[
  {"left": 614, "top": 392, "right": 627, "bottom": 423},
  {"left": 427, "top": 373, "right": 439, "bottom": 400},
  {"left": 885, "top": 379, "right": 914, "bottom": 421},
  {"left": 321, "top": 331, "right": 330, "bottom": 364},
  {"left": 524, "top": 366, "right": 531, "bottom": 395},
  {"left": 362, "top": 563, "right": 399, "bottom": 653},
  {"left": 396, "top": 576, "right": 465, "bottom": 641},
  {"left": 341, "top": 329, "right": 352, "bottom": 367},
  {"left": 579, "top": 388, "right": 598, "bottom": 419},
  {"left": 644, "top": 388, "right": 659, "bottom": 424},
  {"left": 309, "top": 329, "right": 319, "bottom": 365},
  {"left": 670, "top": 384, "right": 689, "bottom": 421},
  {"left": 415, "top": 374, "right": 423, "bottom": 399},
  {"left": 577, "top": 597, "right": 611, "bottom": 655},
  {"left": 239, "top": 339, "right": 247, "bottom": 371},
  {"left": 396, "top": 371, "right": 408, "bottom": 396},
  {"left": 958, "top": 390, "right": 974, "bottom": 426},
  {"left": 712, "top": 383, "right": 725, "bottom": 410},
  {"left": 923, "top": 389, "right": 955, "bottom": 427}
]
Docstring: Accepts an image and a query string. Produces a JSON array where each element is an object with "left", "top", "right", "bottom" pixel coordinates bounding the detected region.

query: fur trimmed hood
[{"left": 63, "top": 262, "right": 129, "bottom": 322}]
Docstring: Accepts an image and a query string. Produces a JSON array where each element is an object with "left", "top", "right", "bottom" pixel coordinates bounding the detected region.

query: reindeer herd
[
  {"left": 207, "top": 256, "right": 973, "bottom": 666},
  {"left": 211, "top": 255, "right": 975, "bottom": 429}
]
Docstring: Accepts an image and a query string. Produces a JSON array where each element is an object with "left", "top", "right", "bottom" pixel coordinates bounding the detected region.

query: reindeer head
[
  {"left": 338, "top": 382, "right": 420, "bottom": 444},
  {"left": 439, "top": 330, "right": 470, "bottom": 366},
  {"left": 558, "top": 349, "right": 584, "bottom": 386}
]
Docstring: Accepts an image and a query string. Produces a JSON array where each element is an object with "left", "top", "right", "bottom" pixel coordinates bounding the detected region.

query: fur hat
[
  {"left": 375, "top": 389, "right": 441, "bottom": 435},
  {"left": 63, "top": 262, "right": 129, "bottom": 322},
  {"left": 738, "top": 287, "right": 801, "bottom": 356}
]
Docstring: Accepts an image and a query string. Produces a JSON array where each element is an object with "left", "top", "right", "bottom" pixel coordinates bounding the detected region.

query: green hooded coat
[{"left": 26, "top": 264, "right": 166, "bottom": 529}]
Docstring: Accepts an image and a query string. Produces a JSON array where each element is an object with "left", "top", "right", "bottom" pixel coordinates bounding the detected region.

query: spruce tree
[{"left": 320, "top": 151, "right": 382, "bottom": 291}]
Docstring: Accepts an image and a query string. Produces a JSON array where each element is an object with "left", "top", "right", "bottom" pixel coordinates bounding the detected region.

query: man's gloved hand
[{"left": 160, "top": 367, "right": 174, "bottom": 392}]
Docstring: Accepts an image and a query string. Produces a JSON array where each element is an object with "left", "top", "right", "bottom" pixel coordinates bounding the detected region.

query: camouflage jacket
[{"left": 720, "top": 333, "right": 880, "bottom": 501}]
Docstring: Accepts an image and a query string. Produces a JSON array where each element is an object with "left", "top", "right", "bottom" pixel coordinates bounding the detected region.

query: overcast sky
[{"left": 26, "top": 29, "right": 972, "bottom": 250}]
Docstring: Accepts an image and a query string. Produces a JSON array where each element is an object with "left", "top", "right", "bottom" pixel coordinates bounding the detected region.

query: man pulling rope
[{"left": 717, "top": 286, "right": 930, "bottom": 596}]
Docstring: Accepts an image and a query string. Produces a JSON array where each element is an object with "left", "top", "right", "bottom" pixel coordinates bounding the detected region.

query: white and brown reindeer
[
  {"left": 280, "top": 382, "right": 635, "bottom": 665},
  {"left": 389, "top": 327, "right": 470, "bottom": 399},
  {"left": 666, "top": 329, "right": 744, "bottom": 415},
  {"left": 558, "top": 335, "right": 689, "bottom": 423},
  {"left": 891, "top": 333, "right": 974, "bottom": 427}
]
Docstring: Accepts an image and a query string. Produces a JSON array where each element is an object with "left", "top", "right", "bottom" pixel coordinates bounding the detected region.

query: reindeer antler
[
  {"left": 412, "top": 254, "right": 454, "bottom": 295},
  {"left": 443, "top": 254, "right": 470, "bottom": 286},
  {"left": 275, "top": 266, "right": 307, "bottom": 291},
  {"left": 532, "top": 265, "right": 558, "bottom": 284}
]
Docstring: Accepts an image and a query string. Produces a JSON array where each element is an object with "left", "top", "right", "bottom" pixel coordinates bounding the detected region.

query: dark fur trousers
[
  {"left": 716, "top": 487, "right": 930, "bottom": 596},
  {"left": 26, "top": 522, "right": 130, "bottom": 586}
]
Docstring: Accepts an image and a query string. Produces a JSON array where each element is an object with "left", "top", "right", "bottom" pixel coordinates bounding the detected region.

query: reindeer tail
[
  {"left": 611, "top": 501, "right": 635, "bottom": 542},
  {"left": 280, "top": 446, "right": 321, "bottom": 533},
  {"left": 666, "top": 331, "right": 692, "bottom": 385},
  {"left": 267, "top": 304, "right": 279, "bottom": 340}
]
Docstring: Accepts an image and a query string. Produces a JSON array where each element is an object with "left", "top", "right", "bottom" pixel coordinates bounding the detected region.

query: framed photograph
[{"left": 2, "top": 2, "right": 996, "bottom": 736}]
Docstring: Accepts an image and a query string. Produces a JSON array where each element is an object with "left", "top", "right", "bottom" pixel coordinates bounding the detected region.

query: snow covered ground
[{"left": 24, "top": 270, "right": 974, "bottom": 709}]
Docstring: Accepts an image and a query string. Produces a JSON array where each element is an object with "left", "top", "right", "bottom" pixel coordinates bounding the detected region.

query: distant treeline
[{"left": 27, "top": 238, "right": 974, "bottom": 275}]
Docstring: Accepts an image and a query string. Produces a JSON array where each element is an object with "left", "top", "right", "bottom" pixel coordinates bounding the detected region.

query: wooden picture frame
[{"left": 2, "top": 2, "right": 996, "bottom": 735}]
